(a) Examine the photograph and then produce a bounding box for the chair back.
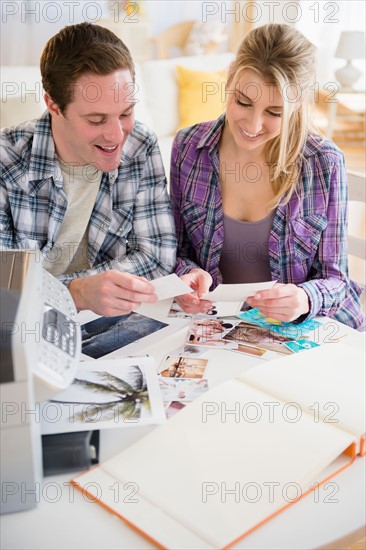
[151,21,195,59]
[347,170,366,312]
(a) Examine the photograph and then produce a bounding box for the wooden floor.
[341,144,366,173]
[313,103,365,173]
[347,537,366,550]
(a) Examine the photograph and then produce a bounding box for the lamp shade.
[335,31,365,60]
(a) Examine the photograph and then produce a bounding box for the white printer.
[0,250,81,514]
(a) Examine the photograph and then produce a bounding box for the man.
[0,23,176,316]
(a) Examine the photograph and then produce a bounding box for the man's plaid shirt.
[1,112,177,285]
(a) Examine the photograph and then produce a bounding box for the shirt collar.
[108,168,119,184]
[196,113,226,151]
[27,111,62,186]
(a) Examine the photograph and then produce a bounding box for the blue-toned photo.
[81,313,168,359]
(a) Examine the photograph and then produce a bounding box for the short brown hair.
[40,22,135,113]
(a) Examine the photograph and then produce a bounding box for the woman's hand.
[176,269,213,314]
[246,283,310,322]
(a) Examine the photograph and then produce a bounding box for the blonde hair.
[226,23,317,208]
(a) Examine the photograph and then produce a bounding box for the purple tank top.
[219,212,275,283]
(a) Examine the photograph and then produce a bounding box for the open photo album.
[72,343,365,549]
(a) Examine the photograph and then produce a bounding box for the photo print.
[159,377,209,402]
[238,308,322,339]
[168,300,243,318]
[223,321,295,355]
[41,357,166,435]
[186,319,237,348]
[81,312,168,359]
[159,355,209,379]
[186,318,287,359]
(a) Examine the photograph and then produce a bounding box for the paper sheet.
[201,280,276,302]
[151,274,193,301]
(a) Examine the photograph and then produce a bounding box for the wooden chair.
[151,20,227,59]
[347,170,366,312]
[151,20,196,60]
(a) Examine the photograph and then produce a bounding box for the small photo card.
[168,300,243,318]
[159,355,209,379]
[186,318,237,348]
[159,377,209,402]
[284,339,320,353]
[237,308,322,339]
[185,319,282,359]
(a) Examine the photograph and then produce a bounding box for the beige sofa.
[0,53,234,176]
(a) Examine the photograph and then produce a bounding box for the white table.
[1,316,365,550]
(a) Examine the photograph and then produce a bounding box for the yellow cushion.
[176,65,227,131]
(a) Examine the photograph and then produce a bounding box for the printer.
[0,250,81,514]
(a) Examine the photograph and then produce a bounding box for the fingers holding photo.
[179,269,212,295]
[69,271,158,317]
[246,283,310,322]
[175,293,213,314]
[177,269,213,313]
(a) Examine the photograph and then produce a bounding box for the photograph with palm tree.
[41,357,166,435]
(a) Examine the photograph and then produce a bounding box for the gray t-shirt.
[42,161,102,276]
[219,212,275,283]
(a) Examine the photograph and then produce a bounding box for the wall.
[0,0,230,65]
[1,1,364,87]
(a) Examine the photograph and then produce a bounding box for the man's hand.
[246,283,310,322]
[176,269,213,314]
[68,271,157,316]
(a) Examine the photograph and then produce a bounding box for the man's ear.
[44,93,63,117]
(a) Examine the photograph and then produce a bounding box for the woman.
[171,23,364,329]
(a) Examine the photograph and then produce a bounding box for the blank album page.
[94,379,355,549]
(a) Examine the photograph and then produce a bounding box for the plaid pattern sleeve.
[170,117,225,286]
[0,113,177,285]
[169,118,364,329]
[170,128,206,277]
[269,137,364,329]
[295,146,365,329]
